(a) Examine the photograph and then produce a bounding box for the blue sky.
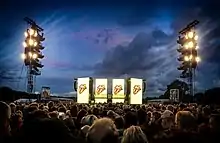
[1,0,220,96]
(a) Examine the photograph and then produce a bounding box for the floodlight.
[28,39,34,46]
[23,42,27,47]
[24,32,28,37]
[194,35,198,41]
[189,55,193,60]
[21,53,26,59]
[29,28,35,36]
[32,53,38,59]
[188,31,194,39]
[188,41,194,48]
[34,41,38,47]
[195,56,201,62]
[184,56,189,61]
[28,52,32,57]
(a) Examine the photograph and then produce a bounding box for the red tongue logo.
[96,85,105,95]
[114,85,123,95]
[133,85,141,95]
[78,84,87,94]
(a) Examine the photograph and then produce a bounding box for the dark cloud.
[94,30,174,96]
[94,31,170,76]
[94,2,220,96]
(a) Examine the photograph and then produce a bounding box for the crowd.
[0,100,220,143]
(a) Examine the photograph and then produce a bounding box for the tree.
[194,92,204,103]
[160,79,190,102]
[203,87,220,104]
[0,86,38,102]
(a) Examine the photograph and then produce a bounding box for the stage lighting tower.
[21,17,45,93]
[177,20,200,97]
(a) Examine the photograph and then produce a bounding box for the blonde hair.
[87,118,118,143]
[121,126,148,143]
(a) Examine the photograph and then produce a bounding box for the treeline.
[1,86,220,104]
[0,86,75,102]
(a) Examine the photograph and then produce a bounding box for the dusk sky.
[0,0,220,96]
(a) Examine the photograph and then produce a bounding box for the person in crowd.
[121,125,148,143]
[0,101,11,138]
[161,110,174,130]
[114,116,125,138]
[86,118,119,143]
[1,99,220,143]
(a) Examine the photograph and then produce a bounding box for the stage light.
[188,41,194,48]
[28,38,34,46]
[28,52,32,57]
[177,22,200,80]
[194,35,198,41]
[34,32,38,37]
[177,20,200,97]
[23,17,46,93]
[34,41,38,47]
[184,56,189,61]
[189,55,193,60]
[23,42,27,47]
[195,56,201,62]
[188,31,194,39]
[32,53,38,59]
[184,44,189,49]
[29,28,35,36]
[24,32,28,37]
[21,53,26,59]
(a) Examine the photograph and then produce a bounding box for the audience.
[0,100,220,143]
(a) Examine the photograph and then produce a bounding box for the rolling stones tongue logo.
[78,84,87,94]
[96,85,106,95]
[114,85,123,95]
[133,85,141,95]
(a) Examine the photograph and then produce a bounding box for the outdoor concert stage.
[74,77,146,105]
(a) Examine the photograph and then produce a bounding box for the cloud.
[94,30,172,76]
[72,28,133,48]
[94,3,220,96]
[93,29,176,96]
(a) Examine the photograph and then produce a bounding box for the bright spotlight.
[32,53,38,59]
[195,56,201,62]
[21,53,26,59]
[195,45,199,49]
[188,41,194,48]
[34,31,38,37]
[23,42,27,47]
[188,31,194,39]
[194,35,198,41]
[24,32,28,37]
[184,44,189,49]
[189,55,193,60]
[28,39,34,46]
[28,52,32,57]
[185,34,188,39]
[29,28,35,36]
[184,56,189,61]
[34,41,38,47]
